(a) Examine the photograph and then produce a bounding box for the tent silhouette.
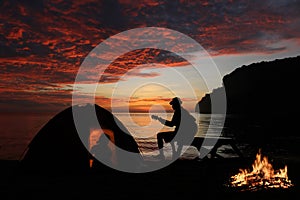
[20,104,142,174]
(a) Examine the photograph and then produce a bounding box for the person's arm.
[152,115,168,125]
[156,110,180,127]
[153,116,165,125]
[163,117,175,127]
[165,111,180,127]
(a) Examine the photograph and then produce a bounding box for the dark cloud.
[0,0,300,112]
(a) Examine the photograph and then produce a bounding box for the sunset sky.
[1,0,300,114]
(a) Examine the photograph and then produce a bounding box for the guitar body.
[151,115,159,120]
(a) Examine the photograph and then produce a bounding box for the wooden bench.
[171,136,243,159]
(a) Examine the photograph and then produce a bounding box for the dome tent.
[21,104,142,174]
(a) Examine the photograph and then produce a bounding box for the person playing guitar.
[151,97,197,160]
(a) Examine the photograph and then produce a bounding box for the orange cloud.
[1,0,300,113]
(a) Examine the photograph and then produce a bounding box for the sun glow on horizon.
[70,63,208,113]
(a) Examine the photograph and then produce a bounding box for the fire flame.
[229,149,293,191]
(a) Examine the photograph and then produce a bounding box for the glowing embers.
[228,149,293,191]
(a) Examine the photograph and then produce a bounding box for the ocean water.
[0,112,233,160]
[114,112,228,160]
[0,113,54,160]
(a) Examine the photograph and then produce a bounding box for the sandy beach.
[1,143,300,200]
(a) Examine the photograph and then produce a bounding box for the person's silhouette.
[151,97,197,160]
[90,133,112,168]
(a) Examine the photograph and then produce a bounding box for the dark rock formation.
[197,56,299,115]
[197,55,300,138]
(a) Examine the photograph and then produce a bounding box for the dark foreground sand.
[1,152,299,200]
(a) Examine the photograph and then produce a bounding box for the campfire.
[227,149,293,191]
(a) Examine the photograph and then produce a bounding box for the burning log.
[227,149,293,191]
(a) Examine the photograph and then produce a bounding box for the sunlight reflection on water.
[115,113,227,160]
[0,112,229,160]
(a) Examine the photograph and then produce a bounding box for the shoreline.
[1,153,299,199]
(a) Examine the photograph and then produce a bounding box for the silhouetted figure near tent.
[90,133,113,169]
[151,97,197,160]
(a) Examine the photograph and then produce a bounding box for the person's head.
[169,97,182,110]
